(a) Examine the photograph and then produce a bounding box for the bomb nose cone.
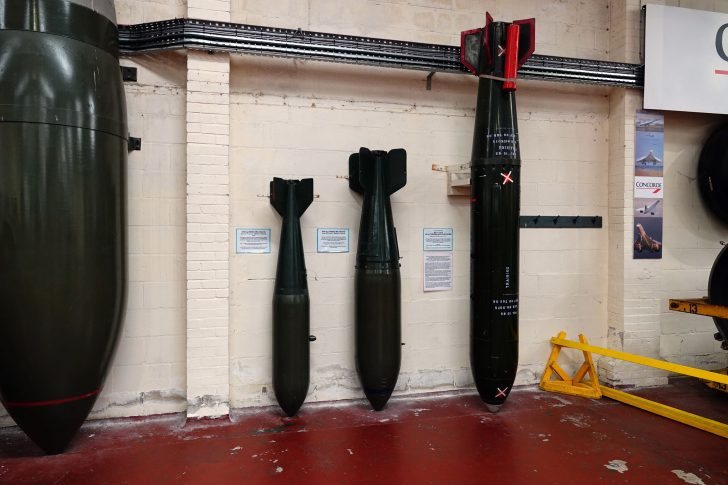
[278,397,305,418]
[484,404,501,414]
[364,389,393,411]
[6,395,97,454]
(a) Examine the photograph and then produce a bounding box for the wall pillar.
[602,0,667,386]
[185,0,231,418]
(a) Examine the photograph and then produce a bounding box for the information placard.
[423,228,454,251]
[235,228,271,254]
[424,252,453,292]
[317,228,350,253]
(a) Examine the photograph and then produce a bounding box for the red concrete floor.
[0,378,726,485]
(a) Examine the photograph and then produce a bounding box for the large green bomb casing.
[0,0,127,453]
[270,178,314,417]
[349,148,406,411]
[462,14,535,411]
[697,125,728,348]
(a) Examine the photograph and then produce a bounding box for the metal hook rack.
[519,215,602,229]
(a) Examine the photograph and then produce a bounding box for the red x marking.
[501,171,514,185]
[496,387,508,398]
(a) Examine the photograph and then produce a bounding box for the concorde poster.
[633,111,664,260]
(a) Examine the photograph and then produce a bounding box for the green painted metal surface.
[350,148,406,411]
[270,178,313,417]
[465,17,533,410]
[0,0,127,454]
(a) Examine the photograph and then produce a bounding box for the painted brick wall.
[116,0,187,23]
[227,0,612,408]
[93,55,189,419]
[185,51,232,417]
[601,0,728,387]
[231,0,611,61]
[92,1,191,421]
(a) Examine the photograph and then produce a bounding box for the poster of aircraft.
[634,111,664,259]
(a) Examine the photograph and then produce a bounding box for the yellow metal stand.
[700,368,728,394]
[668,297,728,319]
[540,331,601,398]
[540,332,728,439]
[669,298,728,393]
[600,386,728,438]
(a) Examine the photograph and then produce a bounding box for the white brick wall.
[189,0,230,22]
[600,0,728,387]
[185,50,231,417]
[232,0,611,60]
[601,86,668,387]
[94,61,189,418]
[227,45,610,406]
[116,0,187,24]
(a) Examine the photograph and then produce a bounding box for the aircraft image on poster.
[635,112,664,178]
[634,223,662,253]
[635,198,662,217]
[635,117,664,131]
[636,150,662,166]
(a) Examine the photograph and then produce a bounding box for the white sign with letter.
[644,5,728,114]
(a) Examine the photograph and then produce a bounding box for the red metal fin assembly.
[503,23,520,91]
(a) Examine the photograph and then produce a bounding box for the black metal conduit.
[119,19,644,88]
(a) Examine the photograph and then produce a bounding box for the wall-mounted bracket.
[426,71,435,90]
[432,162,471,196]
[120,66,138,82]
[128,137,142,151]
[258,193,321,199]
[520,215,602,229]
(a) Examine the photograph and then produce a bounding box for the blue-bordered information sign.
[317,228,349,253]
[423,228,453,251]
[236,228,271,254]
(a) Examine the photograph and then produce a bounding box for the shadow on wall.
[122,51,189,86]
[663,111,727,266]
[228,54,478,108]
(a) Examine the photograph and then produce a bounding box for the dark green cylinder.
[270,178,314,417]
[0,0,127,454]
[350,148,406,411]
[355,268,401,410]
[467,19,529,411]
